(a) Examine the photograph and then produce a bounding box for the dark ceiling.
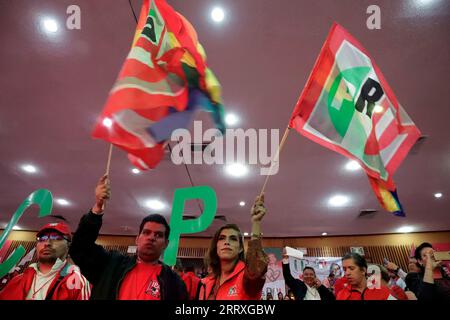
[0,0,449,237]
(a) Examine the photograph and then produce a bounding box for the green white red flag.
[289,23,421,216]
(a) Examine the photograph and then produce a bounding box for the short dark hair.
[139,214,170,239]
[303,266,316,274]
[342,252,367,271]
[173,258,183,272]
[415,242,433,260]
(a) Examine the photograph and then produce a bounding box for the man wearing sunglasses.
[0,222,91,300]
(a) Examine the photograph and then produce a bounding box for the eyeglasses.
[36,234,67,242]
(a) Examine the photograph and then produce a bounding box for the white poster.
[262,248,286,300]
[288,256,343,283]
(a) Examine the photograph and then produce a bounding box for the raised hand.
[251,194,266,223]
[92,174,111,214]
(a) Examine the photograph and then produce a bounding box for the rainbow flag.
[92,0,224,169]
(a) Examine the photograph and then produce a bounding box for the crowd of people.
[0,175,449,301]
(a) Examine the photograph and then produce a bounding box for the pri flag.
[289,23,421,216]
[92,0,224,170]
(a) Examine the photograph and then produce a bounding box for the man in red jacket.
[336,253,396,300]
[0,222,91,300]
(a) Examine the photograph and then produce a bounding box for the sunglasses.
[36,234,68,242]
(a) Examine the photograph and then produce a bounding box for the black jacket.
[405,272,450,301]
[69,211,188,300]
[282,262,335,301]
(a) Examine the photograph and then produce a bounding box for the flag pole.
[102,144,114,211]
[257,25,330,198]
[259,125,291,197]
[105,143,114,176]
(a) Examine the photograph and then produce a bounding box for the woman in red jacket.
[199,195,268,300]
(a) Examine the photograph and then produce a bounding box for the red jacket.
[181,272,201,300]
[336,283,396,300]
[333,277,347,296]
[389,285,408,300]
[0,263,91,300]
[199,261,265,300]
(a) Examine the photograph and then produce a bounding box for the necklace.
[31,274,56,300]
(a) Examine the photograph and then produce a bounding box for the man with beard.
[0,222,91,300]
[69,175,187,300]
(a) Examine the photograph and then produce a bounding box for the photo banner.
[262,248,286,300]
[289,256,343,282]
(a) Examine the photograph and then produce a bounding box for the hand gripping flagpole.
[259,125,291,197]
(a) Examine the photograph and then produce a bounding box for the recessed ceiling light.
[345,160,361,171]
[434,192,443,198]
[103,118,113,128]
[374,105,384,113]
[211,7,225,22]
[415,0,436,6]
[239,201,245,206]
[322,232,328,236]
[56,198,70,206]
[397,226,414,233]
[131,168,140,174]
[42,18,59,33]
[328,195,350,207]
[21,164,38,174]
[225,113,239,126]
[244,232,249,236]
[145,199,166,210]
[225,163,248,177]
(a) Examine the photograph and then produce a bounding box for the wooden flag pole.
[102,144,114,211]
[105,143,114,176]
[259,125,291,197]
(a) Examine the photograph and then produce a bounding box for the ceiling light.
[131,168,140,174]
[145,199,166,210]
[328,195,350,207]
[322,232,328,236]
[42,18,59,33]
[239,201,245,206]
[21,164,38,174]
[225,163,248,177]
[244,232,249,236]
[434,192,443,198]
[12,225,22,231]
[345,160,361,171]
[415,0,436,6]
[103,118,113,128]
[225,113,239,126]
[56,198,70,206]
[397,226,414,233]
[211,7,225,22]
